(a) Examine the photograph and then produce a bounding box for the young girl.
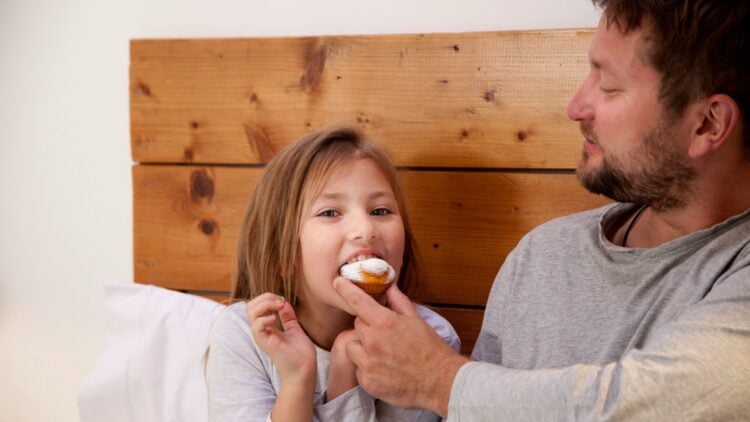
[205,126,460,421]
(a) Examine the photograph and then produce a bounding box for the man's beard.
[576,120,696,212]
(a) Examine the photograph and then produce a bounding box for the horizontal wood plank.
[134,165,609,306]
[131,30,592,168]
[133,166,258,293]
[402,170,610,305]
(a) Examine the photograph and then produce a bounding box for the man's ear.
[688,94,740,159]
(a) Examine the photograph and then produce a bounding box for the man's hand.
[333,277,469,416]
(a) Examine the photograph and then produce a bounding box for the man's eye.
[371,208,391,216]
[600,87,618,94]
[317,209,339,217]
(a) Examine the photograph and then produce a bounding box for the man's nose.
[567,77,594,122]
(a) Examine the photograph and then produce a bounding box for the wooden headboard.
[130,29,609,354]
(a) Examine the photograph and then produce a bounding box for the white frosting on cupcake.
[340,257,396,283]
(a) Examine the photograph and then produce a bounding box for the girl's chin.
[333,299,357,317]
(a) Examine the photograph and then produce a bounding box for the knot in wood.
[190,169,215,202]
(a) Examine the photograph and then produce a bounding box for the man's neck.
[619,170,750,248]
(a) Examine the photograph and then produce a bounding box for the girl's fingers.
[245,292,279,308]
[246,294,286,323]
[272,302,306,333]
[250,313,281,339]
[276,301,298,323]
[246,301,284,324]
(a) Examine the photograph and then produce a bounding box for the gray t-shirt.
[449,203,750,421]
[207,301,460,421]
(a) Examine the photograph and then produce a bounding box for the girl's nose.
[346,214,379,242]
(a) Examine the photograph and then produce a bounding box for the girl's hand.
[246,293,317,383]
[326,329,359,401]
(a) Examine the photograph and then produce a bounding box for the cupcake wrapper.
[353,281,391,295]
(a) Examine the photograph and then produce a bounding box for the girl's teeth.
[346,255,377,265]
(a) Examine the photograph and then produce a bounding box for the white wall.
[0,1,599,420]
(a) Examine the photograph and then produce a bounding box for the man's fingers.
[337,328,360,343]
[384,284,417,316]
[353,315,369,332]
[334,276,391,324]
[345,337,367,367]
[345,339,386,401]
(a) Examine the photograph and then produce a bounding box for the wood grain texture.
[134,165,609,305]
[403,170,610,305]
[131,30,593,168]
[430,307,484,355]
[133,165,261,292]
[131,30,604,353]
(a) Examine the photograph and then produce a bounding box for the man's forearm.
[421,353,470,417]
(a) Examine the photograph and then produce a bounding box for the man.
[334,0,750,419]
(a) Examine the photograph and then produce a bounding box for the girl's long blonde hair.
[232,126,421,306]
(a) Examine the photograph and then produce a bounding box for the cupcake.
[339,257,396,295]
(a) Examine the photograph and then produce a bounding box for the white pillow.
[78,283,226,422]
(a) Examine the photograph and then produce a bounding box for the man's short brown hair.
[593,0,749,148]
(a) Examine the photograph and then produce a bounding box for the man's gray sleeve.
[447,266,750,421]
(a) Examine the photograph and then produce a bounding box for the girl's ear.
[688,94,740,159]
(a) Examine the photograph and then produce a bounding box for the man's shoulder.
[524,202,617,240]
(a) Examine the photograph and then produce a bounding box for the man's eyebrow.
[590,56,609,71]
[590,57,623,80]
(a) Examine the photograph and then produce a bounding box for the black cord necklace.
[622,205,648,247]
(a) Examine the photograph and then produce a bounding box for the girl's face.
[297,157,405,315]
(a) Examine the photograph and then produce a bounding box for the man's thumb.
[385,284,416,315]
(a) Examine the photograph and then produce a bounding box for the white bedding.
[78,283,225,422]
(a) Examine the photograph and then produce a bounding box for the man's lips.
[579,122,597,144]
[583,137,599,155]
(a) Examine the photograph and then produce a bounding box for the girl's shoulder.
[414,303,462,352]
[209,301,252,342]
[225,300,249,318]
[216,300,250,324]
[207,300,274,370]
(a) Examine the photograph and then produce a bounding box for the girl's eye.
[317,209,339,217]
[370,207,391,216]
